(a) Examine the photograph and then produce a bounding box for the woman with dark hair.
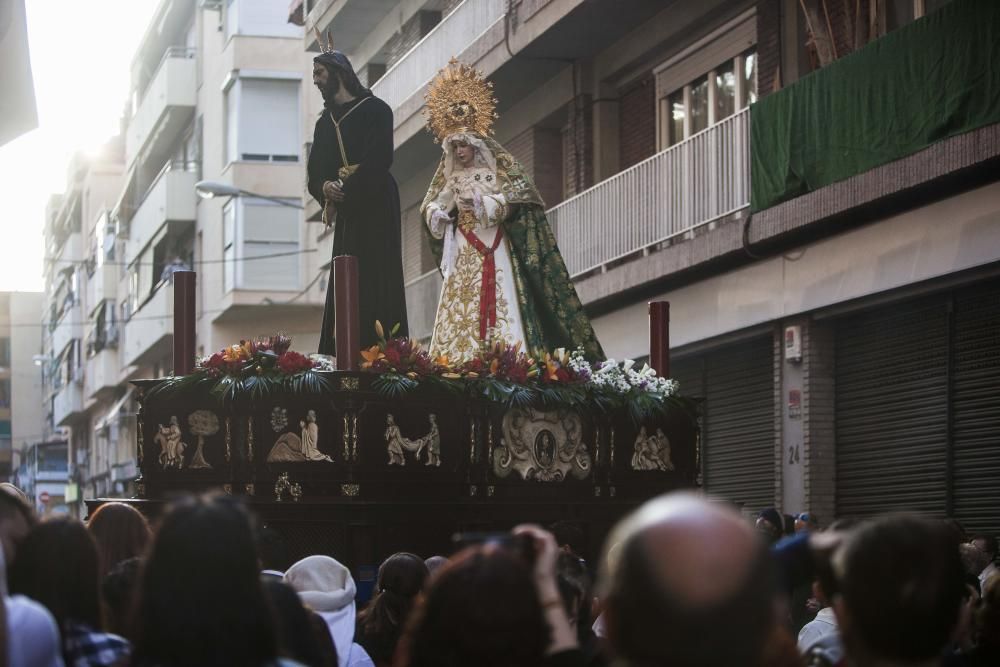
[87,502,151,578]
[262,578,336,667]
[355,552,428,666]
[129,494,287,667]
[9,516,130,666]
[399,526,582,667]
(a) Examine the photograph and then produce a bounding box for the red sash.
[459,225,505,340]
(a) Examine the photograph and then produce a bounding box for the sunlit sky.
[0,0,159,292]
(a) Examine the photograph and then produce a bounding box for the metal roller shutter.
[952,280,1000,536]
[835,298,949,519]
[703,335,776,513]
[674,335,775,512]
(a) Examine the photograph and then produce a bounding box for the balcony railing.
[51,303,81,358]
[53,380,84,427]
[126,47,196,163]
[372,0,506,112]
[123,283,172,368]
[129,162,198,255]
[549,108,750,278]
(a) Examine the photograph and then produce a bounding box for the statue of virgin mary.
[420,59,603,364]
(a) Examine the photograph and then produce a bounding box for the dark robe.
[308,94,408,352]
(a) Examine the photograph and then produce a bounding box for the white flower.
[622,359,635,372]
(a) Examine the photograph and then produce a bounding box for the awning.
[287,0,305,26]
[95,387,134,432]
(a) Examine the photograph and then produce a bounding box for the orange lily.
[360,345,385,369]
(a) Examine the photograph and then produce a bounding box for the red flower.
[277,351,315,374]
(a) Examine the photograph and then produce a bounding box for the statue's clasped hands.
[323,179,345,202]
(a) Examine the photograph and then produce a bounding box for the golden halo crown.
[424,58,498,143]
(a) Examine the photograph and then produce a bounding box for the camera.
[451,531,537,565]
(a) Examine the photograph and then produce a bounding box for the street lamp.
[195,180,304,209]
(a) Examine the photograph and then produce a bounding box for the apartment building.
[40,142,124,514]
[0,292,45,494]
[38,0,330,513]
[301,0,999,533]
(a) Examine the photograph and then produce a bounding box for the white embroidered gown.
[424,166,527,363]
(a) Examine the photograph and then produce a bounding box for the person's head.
[0,483,35,568]
[833,514,965,665]
[9,516,102,631]
[423,555,448,577]
[399,545,549,667]
[261,578,327,667]
[972,534,998,563]
[754,508,784,544]
[452,139,476,168]
[256,525,290,574]
[598,492,776,667]
[131,494,277,667]
[102,556,142,639]
[312,51,370,108]
[87,501,151,577]
[794,512,819,533]
[357,552,429,662]
[548,520,587,558]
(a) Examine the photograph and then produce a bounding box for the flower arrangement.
[146,335,332,404]
[361,323,681,422]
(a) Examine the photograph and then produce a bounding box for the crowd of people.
[0,481,996,667]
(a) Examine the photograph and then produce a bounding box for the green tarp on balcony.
[750,0,1000,212]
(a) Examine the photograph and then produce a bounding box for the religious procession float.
[89,56,700,569]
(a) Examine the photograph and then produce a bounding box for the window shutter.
[238,200,299,290]
[238,79,300,161]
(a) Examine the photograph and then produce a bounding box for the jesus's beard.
[319,73,341,108]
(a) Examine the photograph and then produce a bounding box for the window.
[0,338,9,366]
[662,49,756,147]
[226,0,303,39]
[0,379,10,408]
[225,198,301,291]
[226,78,300,163]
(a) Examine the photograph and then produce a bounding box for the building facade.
[40,0,329,514]
[302,0,999,533]
[0,291,46,506]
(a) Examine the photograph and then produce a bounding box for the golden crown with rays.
[424,58,499,143]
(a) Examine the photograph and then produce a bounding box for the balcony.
[750,0,1000,211]
[124,283,172,368]
[85,344,120,400]
[549,108,749,278]
[404,270,443,343]
[51,303,82,358]
[128,163,197,255]
[372,0,506,113]
[126,47,196,164]
[86,263,118,307]
[53,378,84,427]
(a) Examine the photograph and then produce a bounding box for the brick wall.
[618,74,656,170]
[803,318,836,525]
[507,126,563,208]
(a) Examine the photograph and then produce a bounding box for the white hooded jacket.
[284,555,375,667]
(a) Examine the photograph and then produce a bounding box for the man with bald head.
[598,493,777,666]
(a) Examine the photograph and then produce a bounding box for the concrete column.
[776,316,836,522]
